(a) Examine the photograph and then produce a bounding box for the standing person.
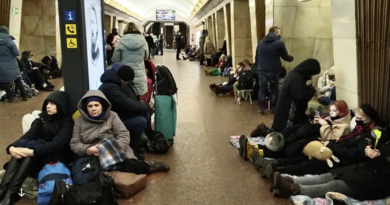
[145,32,154,59]
[255,26,294,114]
[199,32,206,65]
[111,22,148,96]
[204,36,214,66]
[175,32,183,60]
[0,26,28,102]
[159,34,164,55]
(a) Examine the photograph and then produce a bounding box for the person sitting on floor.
[204,54,227,76]
[70,90,169,175]
[99,65,151,160]
[19,51,54,91]
[0,91,74,205]
[317,66,336,106]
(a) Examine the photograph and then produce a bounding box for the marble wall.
[55,0,62,67]
[230,0,252,67]
[207,16,216,49]
[273,0,333,74]
[8,0,23,48]
[330,0,358,109]
[20,0,57,63]
[223,3,232,55]
[215,9,225,49]
[249,0,257,61]
[265,0,274,33]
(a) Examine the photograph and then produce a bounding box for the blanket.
[291,192,390,205]
[230,136,266,149]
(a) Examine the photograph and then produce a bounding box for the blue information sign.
[65,10,76,21]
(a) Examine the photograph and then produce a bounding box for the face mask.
[28,58,32,62]
[238,68,242,73]
[330,116,342,121]
[355,120,365,126]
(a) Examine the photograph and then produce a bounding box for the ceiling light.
[298,0,312,2]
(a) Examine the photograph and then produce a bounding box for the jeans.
[294,173,354,198]
[176,47,182,59]
[318,87,336,106]
[258,71,280,110]
[120,159,150,174]
[159,44,164,55]
[121,113,152,150]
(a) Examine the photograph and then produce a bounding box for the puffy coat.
[112,33,148,95]
[272,59,321,132]
[204,37,214,59]
[0,30,21,82]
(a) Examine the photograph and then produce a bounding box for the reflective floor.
[0,51,291,205]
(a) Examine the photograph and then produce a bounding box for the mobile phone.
[315,111,320,116]
[366,138,373,148]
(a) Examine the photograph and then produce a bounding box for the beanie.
[117,65,135,82]
[85,96,103,107]
[360,104,383,126]
[0,26,10,34]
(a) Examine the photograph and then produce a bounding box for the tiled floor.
[0,51,292,205]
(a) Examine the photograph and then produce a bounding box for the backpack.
[38,162,73,205]
[146,131,172,154]
[49,157,118,205]
[156,65,178,96]
[237,71,254,90]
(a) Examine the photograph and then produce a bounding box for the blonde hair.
[243,59,250,66]
[219,54,226,61]
[355,108,371,121]
[124,22,141,34]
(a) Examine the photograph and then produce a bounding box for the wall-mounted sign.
[65,24,77,35]
[65,10,76,21]
[66,38,78,48]
[11,7,18,14]
[156,10,175,20]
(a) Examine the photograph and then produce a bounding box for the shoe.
[209,83,216,91]
[136,154,145,161]
[42,87,54,91]
[0,158,33,205]
[204,70,210,75]
[238,135,248,160]
[149,161,170,173]
[260,158,277,178]
[250,123,268,137]
[273,172,301,198]
[251,147,264,171]
[264,164,276,182]
[214,86,223,96]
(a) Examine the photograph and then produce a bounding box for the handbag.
[108,171,147,199]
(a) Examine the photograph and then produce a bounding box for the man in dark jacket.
[145,32,154,59]
[272,58,320,132]
[175,32,183,60]
[19,51,54,91]
[159,34,164,55]
[99,65,150,159]
[255,26,294,114]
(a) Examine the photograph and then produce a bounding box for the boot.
[213,86,224,96]
[251,147,264,171]
[260,158,277,178]
[0,158,21,201]
[264,164,276,182]
[273,172,300,198]
[149,162,170,173]
[0,157,33,205]
[238,135,249,160]
[250,123,268,137]
[209,84,216,92]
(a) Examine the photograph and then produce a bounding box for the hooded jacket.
[111,33,148,95]
[19,51,42,74]
[255,32,293,73]
[0,28,21,82]
[317,67,335,98]
[272,59,321,132]
[99,69,149,118]
[6,91,74,165]
[320,113,352,141]
[70,90,136,160]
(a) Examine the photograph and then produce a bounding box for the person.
[70,90,170,175]
[0,26,27,102]
[255,26,294,114]
[158,34,164,55]
[0,91,74,205]
[204,36,214,66]
[272,59,320,132]
[199,32,206,65]
[111,22,148,96]
[175,32,183,60]
[19,51,54,91]
[317,66,336,105]
[145,32,154,59]
[99,65,151,159]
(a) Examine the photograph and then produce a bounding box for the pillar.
[249,0,266,62]
[118,20,128,36]
[112,16,117,30]
[104,14,112,34]
[8,0,23,48]
[20,0,57,62]
[230,0,253,67]
[206,16,215,49]
[215,9,225,49]
[55,0,62,67]
[331,0,358,109]
[265,0,274,33]
[0,0,11,27]
[223,3,232,55]
[211,13,217,49]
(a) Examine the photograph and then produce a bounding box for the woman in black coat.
[272,58,320,132]
[0,91,74,205]
[19,51,54,91]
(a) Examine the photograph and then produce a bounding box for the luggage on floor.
[109,171,147,199]
[156,65,178,95]
[237,71,254,90]
[146,130,172,154]
[38,162,73,205]
[154,95,177,140]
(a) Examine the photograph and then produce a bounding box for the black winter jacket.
[6,91,74,168]
[99,69,149,118]
[272,59,320,132]
[255,33,293,73]
[19,51,43,74]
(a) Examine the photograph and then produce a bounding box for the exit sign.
[12,7,18,14]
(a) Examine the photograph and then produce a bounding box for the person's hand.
[17,148,34,157]
[32,67,39,70]
[365,146,381,159]
[330,81,336,86]
[149,100,154,109]
[9,146,26,159]
[321,141,329,146]
[87,145,99,156]
[317,119,328,126]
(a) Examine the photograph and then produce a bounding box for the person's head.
[117,65,135,83]
[85,97,104,117]
[0,26,10,34]
[111,28,118,35]
[124,22,141,34]
[327,66,335,81]
[269,26,281,35]
[329,100,349,119]
[237,62,245,69]
[355,104,382,126]
[21,51,33,61]
[219,54,226,61]
[46,101,58,115]
[79,90,111,121]
[294,58,321,80]
[42,91,69,119]
[243,59,251,67]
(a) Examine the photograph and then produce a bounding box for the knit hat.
[360,104,383,126]
[117,65,135,82]
[0,26,10,34]
[85,96,103,107]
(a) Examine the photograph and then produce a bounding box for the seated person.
[19,51,54,91]
[317,67,336,106]
[260,104,382,179]
[41,55,63,79]
[0,91,74,204]
[212,48,223,66]
[272,59,320,132]
[273,126,390,200]
[99,65,151,160]
[204,54,227,76]
[70,90,169,174]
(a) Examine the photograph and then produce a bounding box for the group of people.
[0,22,170,205]
[0,26,57,103]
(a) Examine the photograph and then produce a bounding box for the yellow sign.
[66,38,77,49]
[65,24,77,35]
